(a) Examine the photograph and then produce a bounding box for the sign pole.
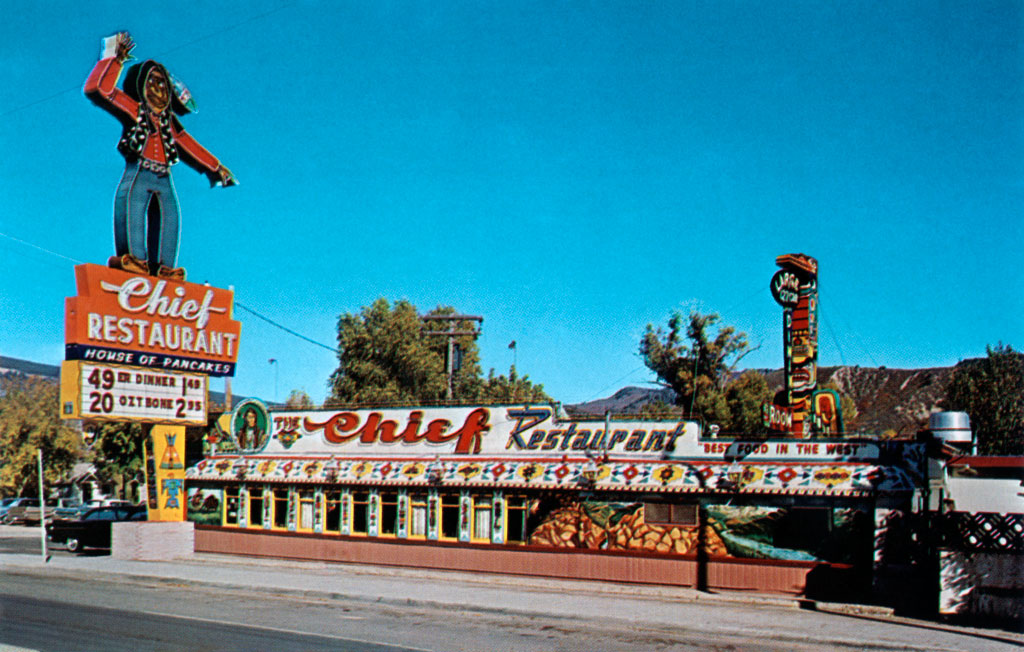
[37,449,48,562]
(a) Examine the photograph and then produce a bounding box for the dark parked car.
[3,498,84,525]
[46,505,147,552]
[2,498,58,525]
[0,497,23,522]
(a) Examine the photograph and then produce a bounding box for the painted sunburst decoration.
[518,463,543,482]
[813,466,851,487]
[655,464,682,485]
[457,463,482,480]
[402,462,424,479]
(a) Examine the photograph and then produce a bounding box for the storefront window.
[440,493,460,540]
[324,491,341,533]
[224,486,239,526]
[506,496,528,544]
[409,493,428,538]
[472,494,492,541]
[645,502,697,526]
[298,490,315,531]
[249,487,264,527]
[380,492,398,536]
[351,490,370,535]
[273,488,289,529]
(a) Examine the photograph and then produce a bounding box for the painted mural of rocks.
[528,500,727,556]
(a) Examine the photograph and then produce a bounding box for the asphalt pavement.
[2,524,1021,649]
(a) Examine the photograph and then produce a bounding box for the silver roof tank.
[929,411,972,444]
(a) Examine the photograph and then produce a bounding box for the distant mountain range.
[566,364,958,435]
[3,354,958,434]
[0,355,246,410]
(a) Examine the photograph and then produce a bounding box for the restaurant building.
[186,401,926,597]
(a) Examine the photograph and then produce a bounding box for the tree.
[284,389,314,409]
[88,422,144,499]
[725,370,772,435]
[0,376,80,496]
[945,343,1024,455]
[328,298,549,406]
[640,311,768,434]
[638,400,683,420]
[328,298,447,404]
[478,366,550,404]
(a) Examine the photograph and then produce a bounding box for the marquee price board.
[60,361,208,425]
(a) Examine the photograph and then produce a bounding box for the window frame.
[296,489,316,532]
[407,492,428,539]
[224,485,240,527]
[470,493,492,542]
[324,490,342,534]
[644,502,698,527]
[378,491,399,537]
[439,492,461,541]
[350,490,370,535]
[248,487,265,528]
[505,495,529,544]
[272,487,290,530]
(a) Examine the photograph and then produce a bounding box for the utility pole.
[422,314,483,401]
[37,449,48,562]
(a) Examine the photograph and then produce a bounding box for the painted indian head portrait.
[232,399,270,451]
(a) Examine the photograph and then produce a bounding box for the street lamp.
[268,358,278,403]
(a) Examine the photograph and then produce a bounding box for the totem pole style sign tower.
[60,32,241,523]
[762,254,843,438]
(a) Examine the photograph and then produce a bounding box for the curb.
[182,551,807,610]
[4,552,1023,648]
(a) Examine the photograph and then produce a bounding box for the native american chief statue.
[85,32,236,282]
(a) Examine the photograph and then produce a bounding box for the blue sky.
[1,1,1020,406]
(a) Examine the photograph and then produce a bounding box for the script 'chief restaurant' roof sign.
[65,264,242,376]
[191,404,922,498]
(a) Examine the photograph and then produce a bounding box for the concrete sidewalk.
[2,548,806,615]
[0,522,819,615]
[3,527,1022,649]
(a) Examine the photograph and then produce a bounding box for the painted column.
[340,488,351,535]
[314,489,324,534]
[262,487,272,530]
[427,489,439,540]
[368,489,380,537]
[459,491,471,542]
[145,424,187,521]
[287,488,297,532]
[491,491,505,544]
[397,489,409,538]
[238,483,248,528]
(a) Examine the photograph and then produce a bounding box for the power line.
[0,232,84,264]
[0,228,338,356]
[578,364,651,405]
[820,306,847,366]
[235,301,339,354]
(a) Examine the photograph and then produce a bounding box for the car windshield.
[0,498,16,507]
[83,508,117,521]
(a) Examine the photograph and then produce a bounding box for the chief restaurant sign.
[65,264,242,376]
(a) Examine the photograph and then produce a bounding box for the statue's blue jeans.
[113,160,180,270]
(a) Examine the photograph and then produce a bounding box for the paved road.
[1,592,411,652]
[1,526,1020,651]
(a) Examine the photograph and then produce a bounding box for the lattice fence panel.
[941,512,1023,553]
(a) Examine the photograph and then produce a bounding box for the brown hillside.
[569,365,956,435]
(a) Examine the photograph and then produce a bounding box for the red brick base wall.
[196,526,827,595]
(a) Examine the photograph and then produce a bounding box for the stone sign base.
[112,521,195,561]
